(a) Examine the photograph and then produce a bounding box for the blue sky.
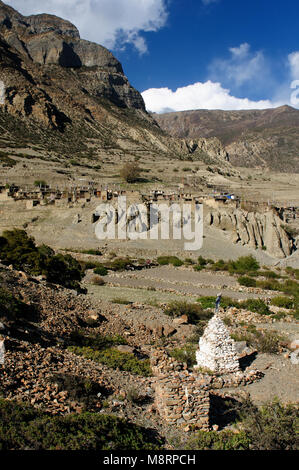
[5,0,299,112]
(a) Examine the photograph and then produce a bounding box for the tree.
[120,162,141,183]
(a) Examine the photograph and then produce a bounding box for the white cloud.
[288,52,299,80]
[4,0,168,54]
[209,42,267,88]
[142,81,280,113]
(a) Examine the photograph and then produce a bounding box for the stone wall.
[150,348,263,431]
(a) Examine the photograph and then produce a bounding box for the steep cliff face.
[0,0,145,111]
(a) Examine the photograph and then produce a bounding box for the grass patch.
[68,346,151,377]
[231,328,284,354]
[270,296,294,309]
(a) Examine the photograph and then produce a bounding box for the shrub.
[197,296,239,310]
[34,180,47,188]
[93,265,108,276]
[157,256,183,267]
[81,249,102,256]
[238,276,257,287]
[228,255,260,275]
[197,256,208,266]
[231,328,284,354]
[184,258,195,265]
[285,267,299,280]
[271,296,294,309]
[0,230,83,290]
[210,259,229,271]
[107,258,133,271]
[254,330,284,353]
[258,270,279,279]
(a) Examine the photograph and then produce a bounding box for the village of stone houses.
[0,0,298,454]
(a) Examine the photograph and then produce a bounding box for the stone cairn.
[195,314,240,374]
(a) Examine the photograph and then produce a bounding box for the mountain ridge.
[154,105,299,172]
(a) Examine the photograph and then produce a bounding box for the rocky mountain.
[154,106,299,172]
[0,1,229,166]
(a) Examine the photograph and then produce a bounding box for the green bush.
[238,276,257,287]
[285,267,299,280]
[80,249,102,256]
[228,256,260,275]
[34,180,47,188]
[93,265,108,276]
[0,399,160,450]
[0,230,83,290]
[197,256,208,266]
[157,256,183,267]
[258,270,279,279]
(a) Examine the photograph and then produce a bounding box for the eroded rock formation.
[206,207,294,258]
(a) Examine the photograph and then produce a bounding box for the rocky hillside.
[0,1,229,167]
[155,106,299,172]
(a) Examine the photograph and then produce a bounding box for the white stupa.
[195,314,240,373]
